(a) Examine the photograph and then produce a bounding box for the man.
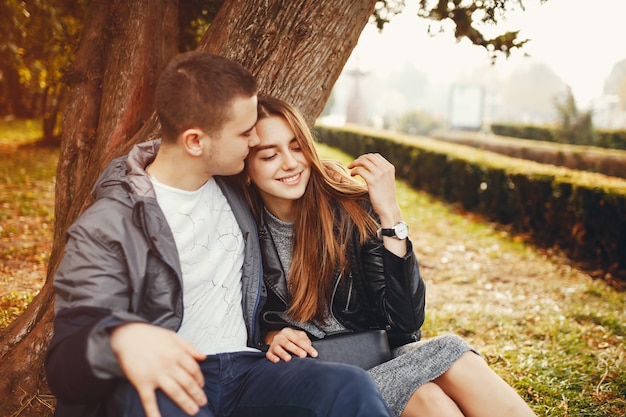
[45,51,391,417]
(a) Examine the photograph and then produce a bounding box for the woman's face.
[246,115,311,221]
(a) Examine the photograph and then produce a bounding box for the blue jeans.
[109,350,390,417]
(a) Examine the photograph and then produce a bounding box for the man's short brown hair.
[155,51,257,141]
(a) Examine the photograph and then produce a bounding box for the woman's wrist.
[377,207,403,228]
[264,330,280,345]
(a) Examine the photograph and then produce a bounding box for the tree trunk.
[198,0,377,126]
[41,84,64,146]
[0,0,377,415]
[0,0,178,415]
[1,64,33,119]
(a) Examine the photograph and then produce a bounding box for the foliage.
[0,0,86,143]
[371,0,406,29]
[491,123,556,142]
[0,118,42,146]
[0,292,33,330]
[490,122,626,151]
[373,0,543,57]
[0,0,221,141]
[596,128,626,151]
[430,129,626,179]
[553,87,597,146]
[386,110,443,136]
[416,0,548,58]
[178,0,224,51]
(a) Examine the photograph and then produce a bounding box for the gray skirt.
[367,334,475,417]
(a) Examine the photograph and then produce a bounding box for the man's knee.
[314,362,373,390]
[317,363,390,416]
[108,380,213,417]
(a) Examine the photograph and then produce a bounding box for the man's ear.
[181,128,204,156]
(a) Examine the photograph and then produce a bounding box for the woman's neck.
[262,199,296,223]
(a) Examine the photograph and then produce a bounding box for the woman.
[236,95,537,417]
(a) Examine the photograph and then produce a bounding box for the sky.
[345,0,626,110]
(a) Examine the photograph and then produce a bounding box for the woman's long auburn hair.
[237,95,379,323]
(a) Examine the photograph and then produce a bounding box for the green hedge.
[314,124,626,280]
[490,123,626,150]
[429,129,626,179]
[596,129,626,150]
[490,123,556,142]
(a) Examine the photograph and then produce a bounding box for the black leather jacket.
[258,205,426,350]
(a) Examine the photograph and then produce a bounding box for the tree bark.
[197,0,377,126]
[0,0,377,415]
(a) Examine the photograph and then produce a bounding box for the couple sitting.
[46,50,536,417]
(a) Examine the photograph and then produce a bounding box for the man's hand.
[265,328,317,363]
[110,323,207,417]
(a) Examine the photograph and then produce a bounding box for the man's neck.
[147,147,211,191]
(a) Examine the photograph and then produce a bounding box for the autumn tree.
[0,0,539,415]
[0,0,85,143]
[554,87,596,145]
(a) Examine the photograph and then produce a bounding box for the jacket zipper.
[329,271,353,325]
[344,272,353,311]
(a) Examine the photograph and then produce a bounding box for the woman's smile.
[277,172,302,184]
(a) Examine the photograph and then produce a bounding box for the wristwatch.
[376,221,409,240]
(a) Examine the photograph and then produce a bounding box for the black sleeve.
[45,306,118,404]
[359,236,426,345]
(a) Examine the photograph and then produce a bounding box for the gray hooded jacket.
[45,140,265,414]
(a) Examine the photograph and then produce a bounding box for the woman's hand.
[348,153,402,227]
[265,328,318,363]
[349,153,407,257]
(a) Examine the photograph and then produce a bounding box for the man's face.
[203,95,259,177]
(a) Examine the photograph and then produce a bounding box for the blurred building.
[591,95,625,129]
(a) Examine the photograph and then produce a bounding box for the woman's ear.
[181,128,204,156]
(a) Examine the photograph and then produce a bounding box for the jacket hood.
[92,140,161,206]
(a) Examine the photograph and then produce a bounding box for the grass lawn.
[0,119,56,327]
[318,144,625,417]
[1,119,624,416]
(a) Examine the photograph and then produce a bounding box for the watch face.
[395,222,409,239]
